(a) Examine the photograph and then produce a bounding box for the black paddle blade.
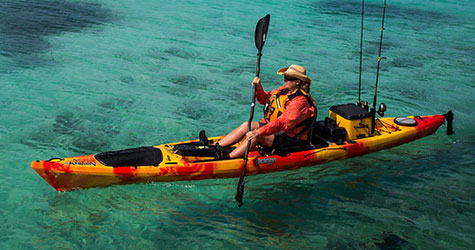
[255,14,270,51]
[444,110,454,135]
[235,180,244,207]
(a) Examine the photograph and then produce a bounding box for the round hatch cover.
[394,117,418,126]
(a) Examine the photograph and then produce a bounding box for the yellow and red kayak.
[31,113,451,192]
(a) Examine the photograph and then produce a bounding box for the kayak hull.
[31,115,446,191]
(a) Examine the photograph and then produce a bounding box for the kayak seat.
[258,118,346,157]
[95,146,163,168]
[312,118,347,145]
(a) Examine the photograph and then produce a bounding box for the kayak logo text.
[256,158,277,165]
[64,160,97,166]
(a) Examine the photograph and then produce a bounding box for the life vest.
[263,88,316,124]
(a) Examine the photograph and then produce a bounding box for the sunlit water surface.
[0,0,474,249]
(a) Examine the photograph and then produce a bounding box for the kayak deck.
[31,115,447,191]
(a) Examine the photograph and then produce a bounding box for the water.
[1,0,474,248]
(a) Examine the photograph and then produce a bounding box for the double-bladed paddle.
[235,14,270,207]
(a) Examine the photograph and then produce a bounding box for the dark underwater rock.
[0,0,114,68]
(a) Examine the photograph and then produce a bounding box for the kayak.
[31,104,453,191]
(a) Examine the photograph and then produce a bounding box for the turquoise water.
[1,0,474,248]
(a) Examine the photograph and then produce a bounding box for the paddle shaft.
[235,14,270,207]
[235,53,260,207]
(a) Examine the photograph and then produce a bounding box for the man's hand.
[252,77,261,88]
[246,129,260,141]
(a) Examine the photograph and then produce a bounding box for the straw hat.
[277,64,311,84]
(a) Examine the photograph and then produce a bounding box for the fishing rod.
[357,0,365,107]
[371,0,387,135]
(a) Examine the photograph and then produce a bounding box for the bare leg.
[228,134,275,158]
[217,121,261,147]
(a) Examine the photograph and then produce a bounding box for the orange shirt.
[255,86,316,140]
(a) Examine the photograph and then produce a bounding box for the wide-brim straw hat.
[277,64,311,84]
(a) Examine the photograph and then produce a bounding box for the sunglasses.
[284,75,299,82]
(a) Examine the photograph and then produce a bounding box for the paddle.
[235,14,270,207]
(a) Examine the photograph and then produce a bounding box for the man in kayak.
[214,64,316,158]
